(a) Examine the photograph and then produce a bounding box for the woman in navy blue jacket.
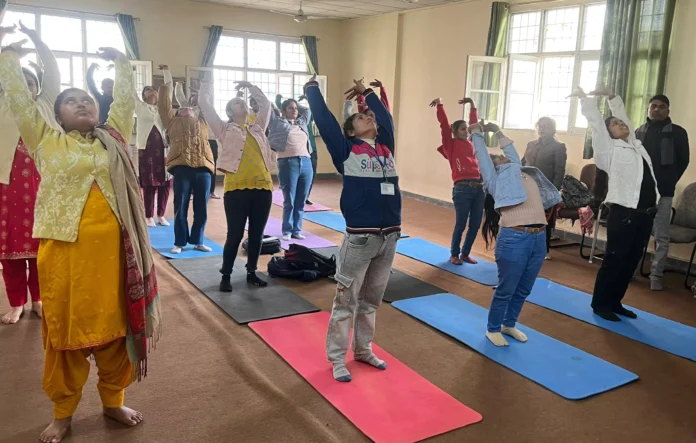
[305,77,400,383]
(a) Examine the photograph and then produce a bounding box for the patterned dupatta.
[94,125,162,382]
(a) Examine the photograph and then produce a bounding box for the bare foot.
[32,301,43,318]
[449,256,463,265]
[39,417,71,443]
[103,406,144,426]
[461,255,478,264]
[1,306,23,324]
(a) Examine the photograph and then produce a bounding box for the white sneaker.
[194,244,212,252]
[171,246,182,254]
[146,217,156,227]
[282,234,291,241]
[157,217,170,226]
[291,233,306,240]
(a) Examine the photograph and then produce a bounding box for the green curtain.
[202,25,223,67]
[302,36,319,75]
[116,14,140,60]
[583,0,676,158]
[482,2,510,146]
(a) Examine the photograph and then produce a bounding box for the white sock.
[171,246,182,254]
[501,326,528,343]
[146,217,156,227]
[486,331,509,347]
[354,352,387,369]
[157,217,170,226]
[194,244,212,252]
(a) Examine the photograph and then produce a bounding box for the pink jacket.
[199,85,276,174]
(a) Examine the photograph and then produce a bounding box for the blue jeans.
[450,184,485,257]
[172,167,211,247]
[277,156,313,235]
[487,227,546,332]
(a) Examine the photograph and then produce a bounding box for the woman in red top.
[1,71,41,324]
[430,97,483,265]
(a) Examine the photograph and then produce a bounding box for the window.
[197,33,322,119]
[467,3,607,132]
[1,6,128,91]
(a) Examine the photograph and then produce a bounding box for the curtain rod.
[9,3,140,20]
[203,26,319,41]
[510,0,587,7]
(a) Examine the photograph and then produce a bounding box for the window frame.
[464,55,508,125]
[501,2,605,134]
[1,5,133,92]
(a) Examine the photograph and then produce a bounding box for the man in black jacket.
[635,95,690,291]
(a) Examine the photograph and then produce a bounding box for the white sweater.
[134,69,173,149]
[581,96,660,209]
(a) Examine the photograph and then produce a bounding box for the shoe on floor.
[210,192,222,200]
[171,246,182,254]
[650,279,663,291]
[306,199,314,205]
[220,275,232,292]
[593,310,621,322]
[157,217,170,226]
[614,306,637,319]
[291,233,306,240]
[194,244,212,252]
[282,234,291,241]
[146,217,156,227]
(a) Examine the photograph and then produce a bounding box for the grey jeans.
[326,231,399,365]
[650,196,673,280]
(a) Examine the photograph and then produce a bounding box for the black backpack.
[243,235,281,255]
[267,257,320,282]
[561,175,592,209]
[284,244,337,278]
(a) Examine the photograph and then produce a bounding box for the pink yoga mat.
[249,312,482,443]
[247,216,336,250]
[272,189,332,212]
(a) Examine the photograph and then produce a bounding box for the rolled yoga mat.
[312,246,445,303]
[148,220,224,259]
[392,293,639,400]
[395,237,498,286]
[247,216,336,250]
[272,189,332,212]
[303,211,409,238]
[527,278,696,362]
[249,311,483,442]
[169,256,319,324]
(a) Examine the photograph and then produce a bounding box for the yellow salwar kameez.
[0,51,137,419]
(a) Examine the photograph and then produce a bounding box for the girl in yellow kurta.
[0,34,161,443]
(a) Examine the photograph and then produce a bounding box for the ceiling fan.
[270,1,338,23]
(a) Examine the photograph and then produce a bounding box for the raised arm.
[305,83,352,165]
[158,84,175,128]
[433,99,453,158]
[104,50,136,143]
[297,102,312,127]
[580,95,614,173]
[497,132,521,165]
[86,63,103,100]
[343,100,354,123]
[249,85,271,131]
[20,24,59,104]
[466,98,479,124]
[470,130,497,195]
[275,94,282,109]
[174,82,187,108]
[198,83,225,140]
[364,89,394,152]
[0,51,52,155]
[369,79,391,112]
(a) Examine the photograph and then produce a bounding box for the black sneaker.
[219,275,233,292]
[614,306,637,319]
[247,272,268,287]
[305,199,314,205]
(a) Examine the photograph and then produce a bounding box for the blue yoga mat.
[148,221,224,259]
[528,278,696,362]
[303,211,409,238]
[396,238,498,286]
[392,293,638,400]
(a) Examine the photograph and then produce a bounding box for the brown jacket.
[158,85,214,173]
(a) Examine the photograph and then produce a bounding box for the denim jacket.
[268,104,313,154]
[472,132,562,211]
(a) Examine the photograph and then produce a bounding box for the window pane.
[248,39,277,70]
[509,12,541,54]
[506,93,536,129]
[539,56,575,131]
[294,74,312,99]
[509,59,538,94]
[469,60,505,92]
[574,59,600,128]
[247,71,277,99]
[505,58,539,129]
[280,42,307,72]
[1,11,36,48]
[86,20,125,54]
[582,4,606,50]
[72,56,84,89]
[278,74,293,99]
[213,68,245,118]
[543,7,580,53]
[132,63,151,96]
[56,56,72,91]
[471,92,501,122]
[214,36,244,68]
[40,15,82,52]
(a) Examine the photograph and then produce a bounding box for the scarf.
[636,119,674,166]
[94,126,163,382]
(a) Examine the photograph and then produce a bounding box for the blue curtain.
[302,36,319,75]
[116,14,140,60]
[202,25,223,67]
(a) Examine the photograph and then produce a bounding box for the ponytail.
[481,194,500,249]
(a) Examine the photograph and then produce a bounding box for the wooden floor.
[1,178,695,443]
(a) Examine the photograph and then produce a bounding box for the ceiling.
[194,0,463,20]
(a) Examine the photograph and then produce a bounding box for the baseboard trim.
[401,190,454,209]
